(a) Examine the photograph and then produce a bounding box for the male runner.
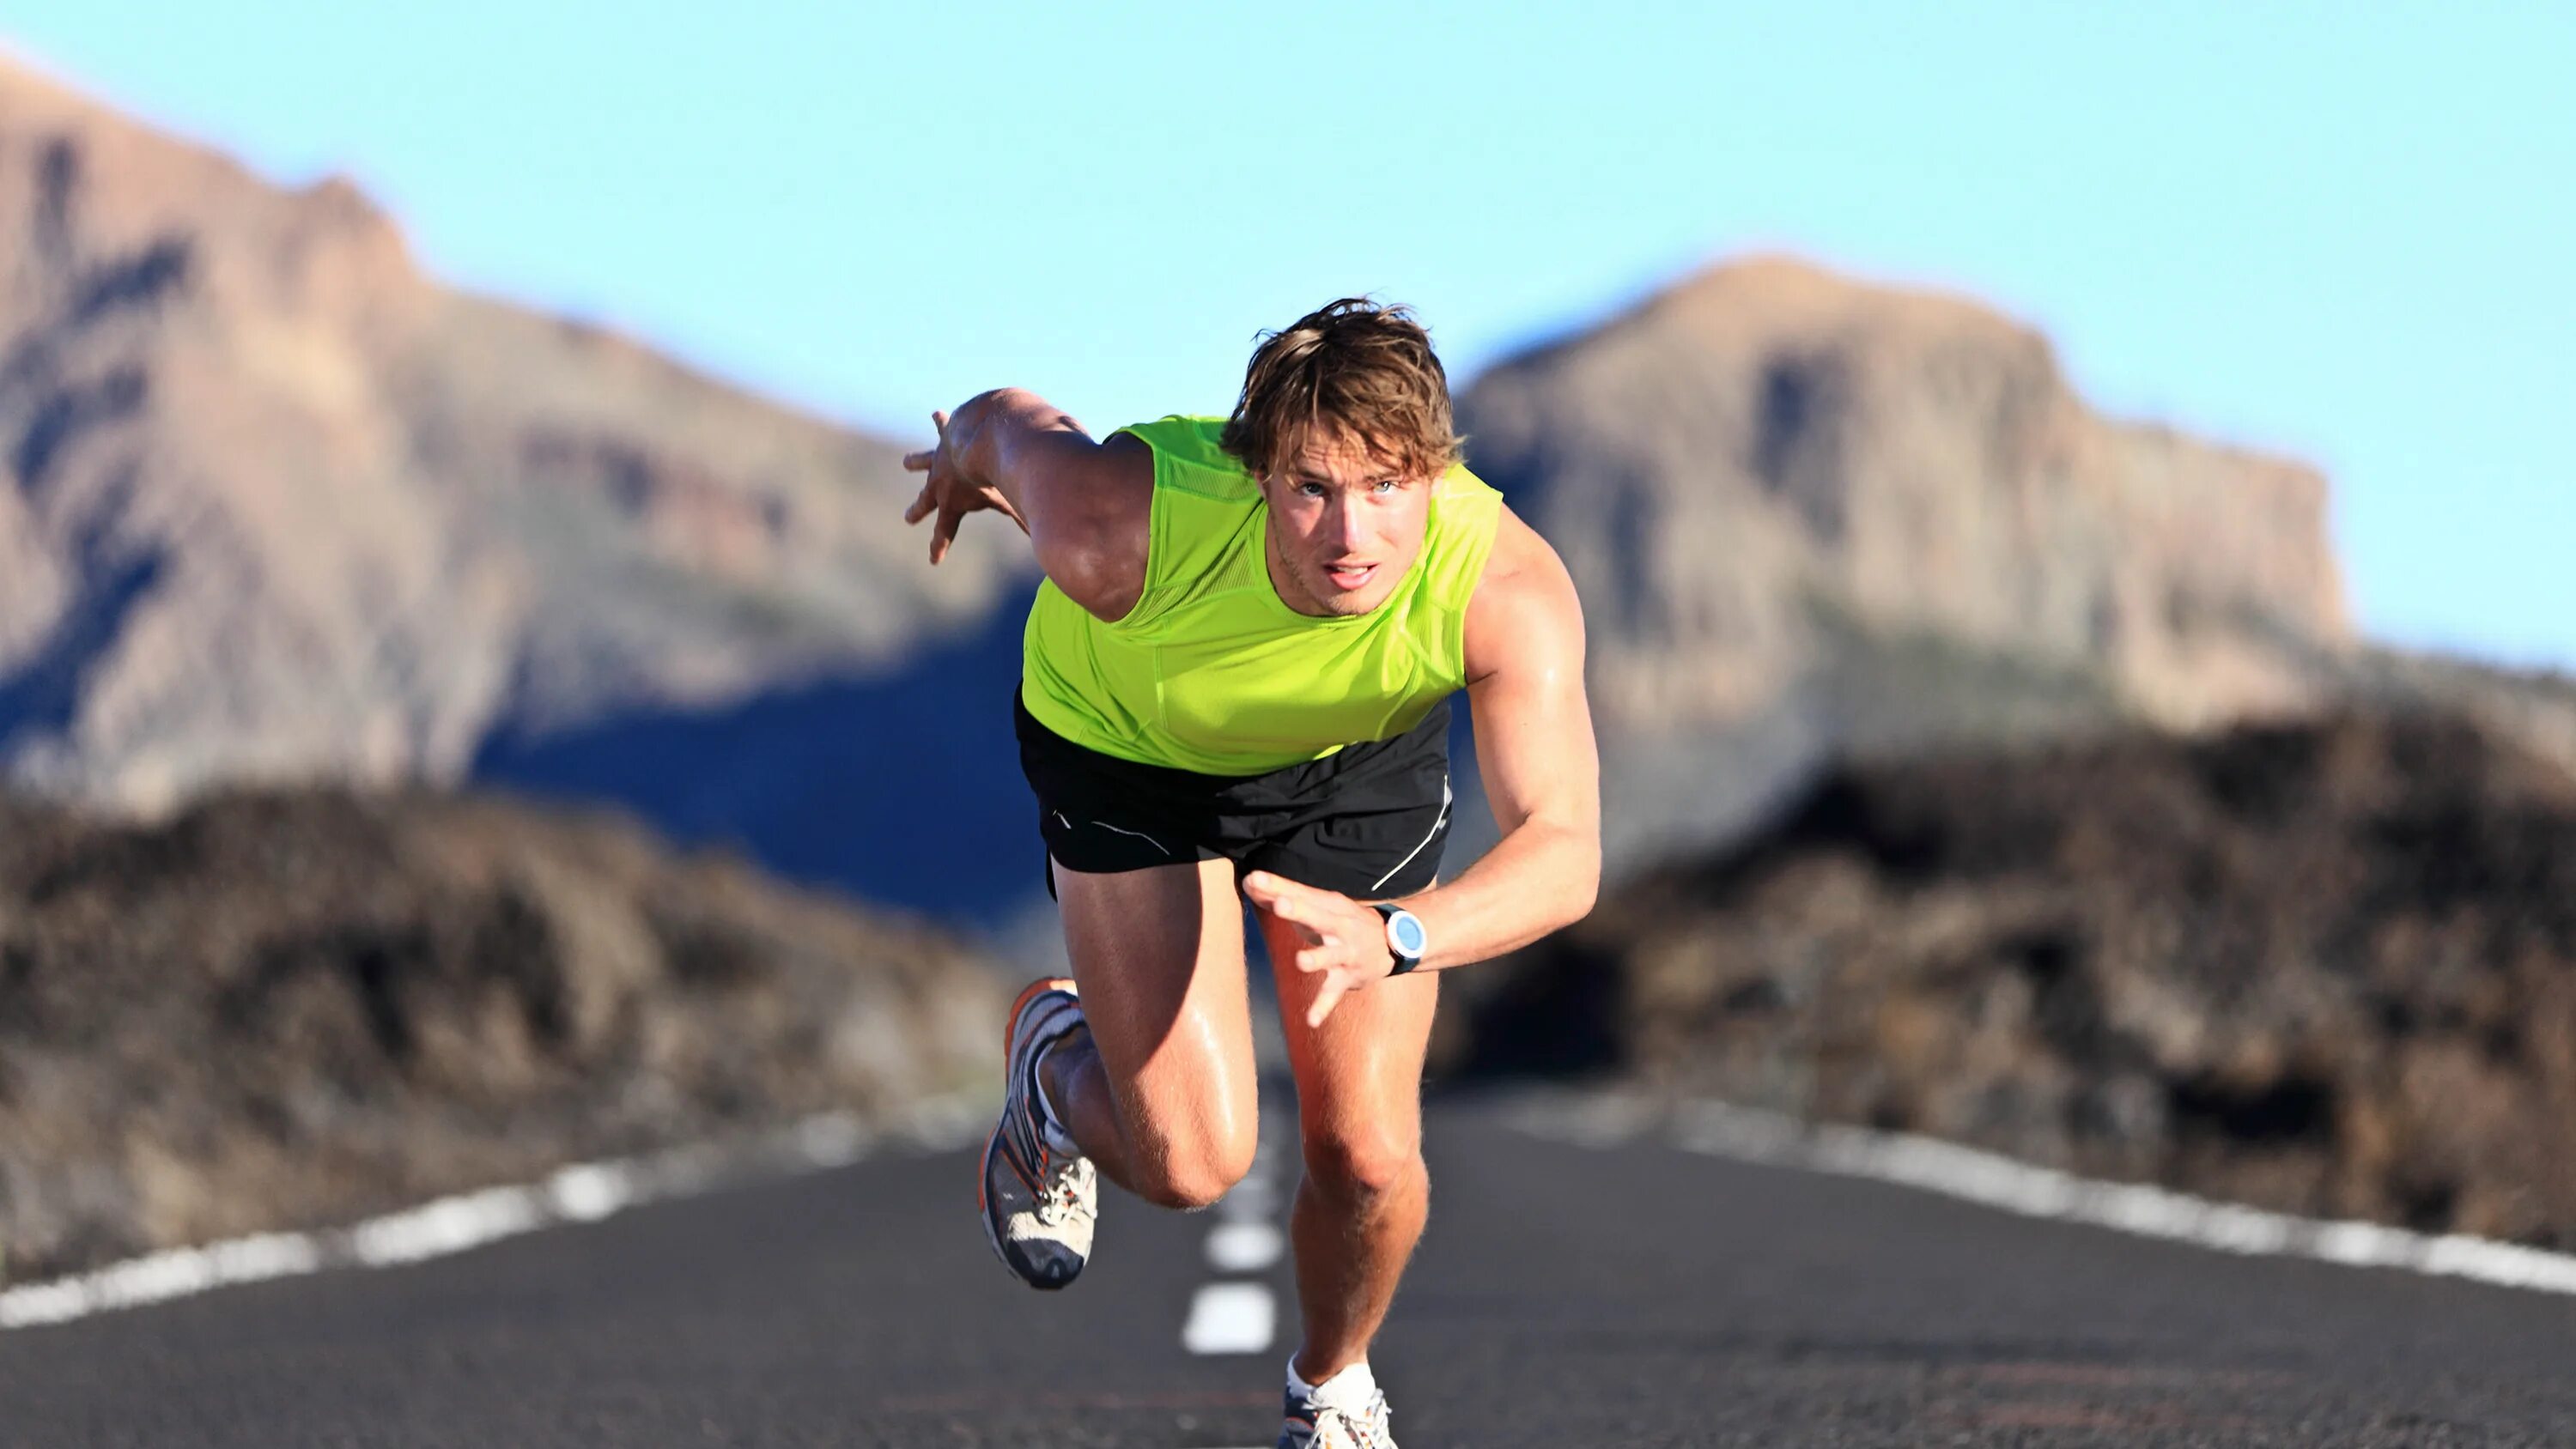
[902,298,1599,1449]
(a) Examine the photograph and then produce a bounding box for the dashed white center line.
[1184,1113,1291,1356]
[1206,1221,1285,1273]
[1181,1281,1278,1355]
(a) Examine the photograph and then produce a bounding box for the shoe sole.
[979,977,1081,1290]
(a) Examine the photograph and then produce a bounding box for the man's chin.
[1314,579,1394,616]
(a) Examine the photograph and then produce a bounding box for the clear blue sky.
[7,2,2570,670]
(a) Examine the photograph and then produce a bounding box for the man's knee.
[1303,1125,1422,1201]
[1133,1134,1257,1210]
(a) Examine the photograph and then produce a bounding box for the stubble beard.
[1266,527,1390,618]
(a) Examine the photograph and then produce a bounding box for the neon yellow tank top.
[1021,415,1504,775]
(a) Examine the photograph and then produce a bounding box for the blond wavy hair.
[1220,298,1461,483]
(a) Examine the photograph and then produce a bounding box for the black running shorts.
[1015,687,1453,901]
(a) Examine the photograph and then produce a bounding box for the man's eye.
[1298,482,1327,497]
[1371,479,1399,494]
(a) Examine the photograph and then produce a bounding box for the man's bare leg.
[1257,909,1440,1381]
[1042,856,1261,1210]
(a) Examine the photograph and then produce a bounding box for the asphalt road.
[4,1091,2574,1447]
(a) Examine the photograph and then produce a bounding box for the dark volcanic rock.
[1441,712,2576,1248]
[0,786,1003,1285]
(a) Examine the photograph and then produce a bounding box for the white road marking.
[0,1096,983,1332]
[1182,1282,1278,1355]
[1510,1089,2576,1299]
[1186,1109,1291,1356]
[1206,1221,1286,1273]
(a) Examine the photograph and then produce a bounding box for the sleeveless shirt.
[1019,415,1503,775]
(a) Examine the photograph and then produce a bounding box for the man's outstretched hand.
[902,407,1028,565]
[1241,870,1400,1028]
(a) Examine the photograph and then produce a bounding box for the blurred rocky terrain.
[9,52,2576,1275]
[1454,256,2576,874]
[9,54,2572,937]
[0,785,1002,1285]
[0,55,1021,817]
[1440,711,2576,1248]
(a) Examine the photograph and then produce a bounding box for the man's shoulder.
[1461,506,1583,682]
[1112,415,1254,496]
[1470,506,1569,596]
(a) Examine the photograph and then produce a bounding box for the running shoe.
[978,976,1096,1290]
[1279,1378,1398,1448]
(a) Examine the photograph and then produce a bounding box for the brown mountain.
[1467,256,2350,726]
[8,54,2569,934]
[1455,256,2575,871]
[0,54,1022,815]
[1455,256,2366,865]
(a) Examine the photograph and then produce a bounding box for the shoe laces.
[1301,1391,1394,1449]
[1036,1155,1094,1228]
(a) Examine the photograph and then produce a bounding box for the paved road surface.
[4,1090,2573,1446]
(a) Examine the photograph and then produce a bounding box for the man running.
[902,298,1600,1449]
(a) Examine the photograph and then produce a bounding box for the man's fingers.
[902,477,937,524]
[1273,905,1331,951]
[930,498,966,564]
[932,409,949,433]
[1305,977,1347,1029]
[1243,870,1321,912]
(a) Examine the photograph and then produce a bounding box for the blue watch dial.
[1388,910,1426,958]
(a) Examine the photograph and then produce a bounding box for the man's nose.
[1328,497,1370,551]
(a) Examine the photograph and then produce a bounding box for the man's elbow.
[1564,868,1599,926]
[1549,829,1601,931]
[1037,538,1143,623]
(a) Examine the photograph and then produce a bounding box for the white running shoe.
[1279,1374,1398,1448]
[978,977,1096,1290]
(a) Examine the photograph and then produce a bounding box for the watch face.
[1389,910,1427,958]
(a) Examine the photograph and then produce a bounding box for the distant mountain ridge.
[5,53,2568,937]
[1466,256,2349,730]
[0,53,1023,814]
[1455,256,2379,870]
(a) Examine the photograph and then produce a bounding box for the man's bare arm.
[902,388,1152,621]
[1242,505,1599,1022]
[1400,506,1601,967]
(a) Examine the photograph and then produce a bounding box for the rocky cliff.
[9,54,2567,942]
[1455,257,2362,868]
[0,55,1021,815]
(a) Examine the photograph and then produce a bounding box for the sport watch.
[1372,903,1427,976]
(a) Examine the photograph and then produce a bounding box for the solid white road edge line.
[0,1094,984,1332]
[1506,1088,2576,1298]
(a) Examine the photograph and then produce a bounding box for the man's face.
[1260,428,1436,618]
